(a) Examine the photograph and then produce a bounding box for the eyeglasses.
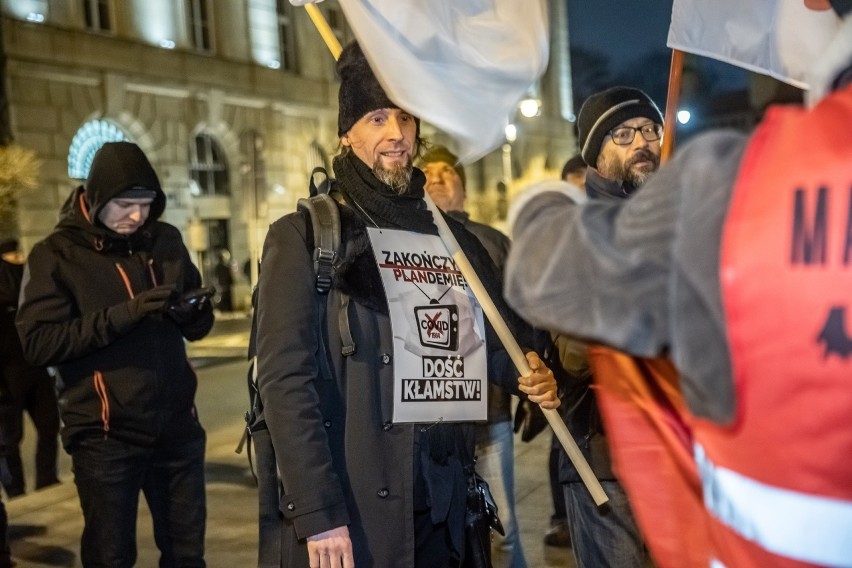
[608,123,663,146]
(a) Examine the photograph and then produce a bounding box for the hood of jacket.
[53,187,158,256]
[84,142,166,224]
[53,143,166,254]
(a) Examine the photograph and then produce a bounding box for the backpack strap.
[297,193,356,357]
[298,193,340,295]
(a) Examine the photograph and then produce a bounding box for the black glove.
[125,285,175,322]
[167,287,215,325]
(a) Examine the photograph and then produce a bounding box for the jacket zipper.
[147,258,159,286]
[114,263,135,298]
[93,370,110,437]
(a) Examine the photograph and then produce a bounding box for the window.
[189,134,229,196]
[67,120,129,180]
[83,0,111,32]
[186,0,213,52]
[276,0,299,73]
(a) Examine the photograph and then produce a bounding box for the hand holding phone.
[167,286,216,324]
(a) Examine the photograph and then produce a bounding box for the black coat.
[256,201,529,567]
[16,153,212,449]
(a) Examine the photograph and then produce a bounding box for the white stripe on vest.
[695,444,852,568]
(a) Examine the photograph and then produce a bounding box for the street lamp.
[504,123,517,143]
[519,97,542,118]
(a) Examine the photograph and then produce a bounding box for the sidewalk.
[8,427,571,567]
[185,310,252,361]
[7,357,259,567]
[7,315,575,567]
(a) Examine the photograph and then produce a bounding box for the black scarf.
[332,152,436,234]
[332,152,470,545]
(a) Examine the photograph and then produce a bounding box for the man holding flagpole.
[256,41,558,568]
[505,1,852,566]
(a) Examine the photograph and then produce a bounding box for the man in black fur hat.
[256,41,559,568]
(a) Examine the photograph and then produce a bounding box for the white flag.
[336,0,549,163]
[667,0,840,90]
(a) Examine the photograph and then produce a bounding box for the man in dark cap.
[256,41,558,568]
[506,2,852,565]
[16,141,214,567]
[577,86,663,198]
[560,153,588,188]
[508,88,662,568]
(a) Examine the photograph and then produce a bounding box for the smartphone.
[178,286,216,307]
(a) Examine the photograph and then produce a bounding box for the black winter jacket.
[257,192,530,567]
[16,146,212,449]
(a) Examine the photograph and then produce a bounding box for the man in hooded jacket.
[16,141,214,568]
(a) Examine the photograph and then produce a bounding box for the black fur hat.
[577,86,663,168]
[337,41,418,136]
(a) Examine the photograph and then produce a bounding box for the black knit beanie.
[561,153,587,180]
[577,87,663,168]
[0,239,18,255]
[419,145,466,188]
[337,41,420,137]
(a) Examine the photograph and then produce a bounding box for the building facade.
[1,0,575,307]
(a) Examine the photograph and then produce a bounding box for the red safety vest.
[701,84,852,567]
[588,85,852,568]
[587,347,709,568]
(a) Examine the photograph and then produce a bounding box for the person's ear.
[341,135,351,148]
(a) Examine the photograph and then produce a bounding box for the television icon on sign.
[414,304,459,351]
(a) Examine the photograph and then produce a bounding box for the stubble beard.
[374,157,414,195]
[599,149,660,188]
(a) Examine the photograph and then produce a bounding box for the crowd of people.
[0,0,849,566]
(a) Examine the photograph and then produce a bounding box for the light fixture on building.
[159,39,176,49]
[677,110,692,125]
[273,184,286,195]
[504,123,517,143]
[26,12,45,22]
[519,97,541,118]
[267,60,281,69]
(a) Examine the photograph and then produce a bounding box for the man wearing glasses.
[530,86,662,568]
[578,86,663,199]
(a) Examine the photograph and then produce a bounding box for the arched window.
[67,120,129,180]
[189,133,229,196]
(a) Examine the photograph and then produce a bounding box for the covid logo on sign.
[414,304,459,351]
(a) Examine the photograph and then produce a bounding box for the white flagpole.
[423,194,608,506]
[305,3,342,59]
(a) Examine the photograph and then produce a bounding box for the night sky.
[566,0,674,75]
[565,0,751,119]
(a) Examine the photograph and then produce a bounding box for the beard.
[599,149,660,188]
[373,157,414,195]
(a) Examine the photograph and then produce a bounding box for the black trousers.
[0,360,59,496]
[71,433,206,568]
